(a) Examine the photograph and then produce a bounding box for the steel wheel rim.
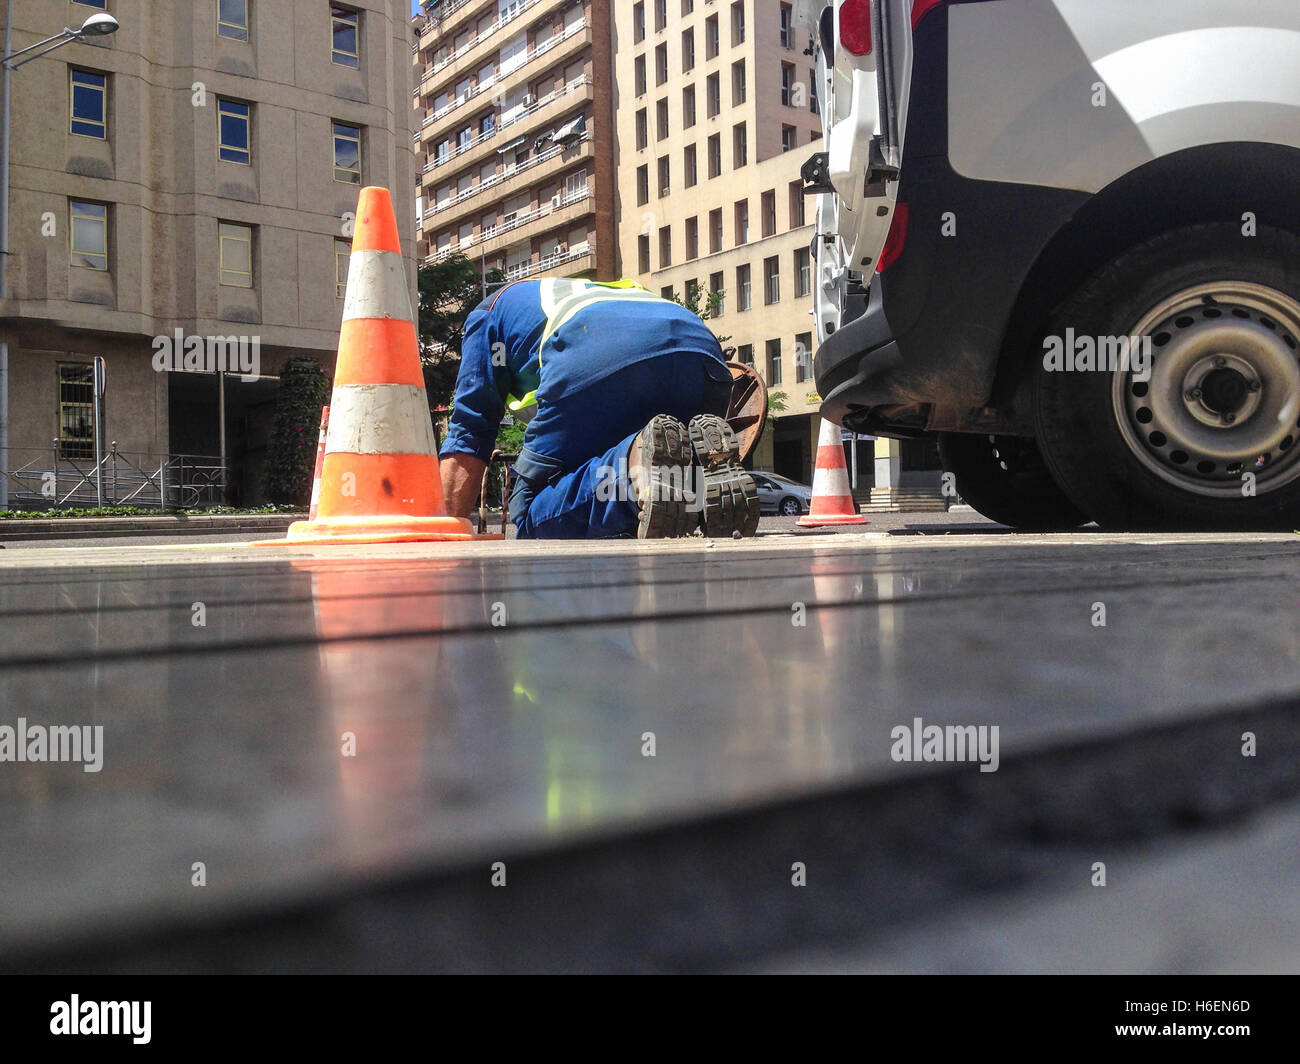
[1112,281,1300,498]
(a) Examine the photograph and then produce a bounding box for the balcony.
[422,131,592,222]
[430,184,594,264]
[421,73,592,183]
[416,0,573,102]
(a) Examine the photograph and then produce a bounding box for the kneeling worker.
[438,278,761,540]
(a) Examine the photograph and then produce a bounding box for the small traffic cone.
[799,416,868,526]
[264,187,472,545]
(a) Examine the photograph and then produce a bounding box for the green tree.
[262,357,331,506]
[417,254,506,410]
[665,282,732,347]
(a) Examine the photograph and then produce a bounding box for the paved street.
[1,527,1297,971]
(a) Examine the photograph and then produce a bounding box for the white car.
[751,472,814,516]
[800,0,1300,529]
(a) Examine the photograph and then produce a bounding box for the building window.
[706,72,720,118]
[709,271,724,315]
[58,364,94,460]
[637,164,649,205]
[733,122,747,168]
[683,85,696,128]
[656,98,670,139]
[781,125,796,152]
[655,0,668,33]
[333,121,361,183]
[795,248,812,297]
[810,69,820,115]
[218,98,251,164]
[661,285,674,300]
[633,1,645,43]
[734,199,749,244]
[705,14,719,58]
[331,6,359,68]
[335,239,350,298]
[764,255,780,304]
[761,189,776,237]
[737,263,751,310]
[790,181,806,227]
[795,331,812,383]
[634,55,647,96]
[635,108,648,150]
[657,155,670,197]
[655,43,668,86]
[684,143,698,187]
[731,60,746,105]
[69,200,108,270]
[685,216,699,260]
[731,2,745,45]
[767,339,782,385]
[219,222,253,288]
[638,234,651,273]
[218,0,249,41]
[682,28,695,71]
[69,69,106,139]
[738,343,753,366]
[682,0,694,14]
[781,63,795,106]
[707,133,721,178]
[709,209,722,253]
[72,0,106,6]
[779,3,793,49]
[659,225,672,268]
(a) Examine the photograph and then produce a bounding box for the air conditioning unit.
[523,93,535,106]
[552,192,562,207]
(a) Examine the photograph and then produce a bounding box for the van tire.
[1033,224,1300,530]
[937,432,1090,529]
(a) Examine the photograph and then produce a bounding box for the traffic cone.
[264,187,472,545]
[798,416,868,526]
[307,405,330,521]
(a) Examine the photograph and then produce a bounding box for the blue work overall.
[439,279,734,538]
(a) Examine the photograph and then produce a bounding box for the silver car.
[750,472,813,516]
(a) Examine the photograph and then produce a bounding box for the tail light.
[911,0,948,29]
[839,0,873,56]
[876,202,909,273]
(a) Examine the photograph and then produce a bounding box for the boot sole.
[636,415,693,539]
[689,415,761,538]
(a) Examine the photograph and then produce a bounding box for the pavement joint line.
[0,566,1288,669]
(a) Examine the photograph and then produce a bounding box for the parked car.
[799,0,1300,529]
[751,472,814,515]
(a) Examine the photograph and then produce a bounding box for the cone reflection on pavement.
[799,416,869,527]
[265,186,472,545]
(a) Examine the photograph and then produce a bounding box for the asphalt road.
[1,526,1297,972]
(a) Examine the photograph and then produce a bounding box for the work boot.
[688,414,761,537]
[627,414,693,539]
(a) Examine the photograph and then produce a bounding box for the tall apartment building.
[613,0,825,482]
[413,0,615,285]
[0,0,415,506]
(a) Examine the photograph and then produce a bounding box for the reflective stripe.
[324,384,438,455]
[536,279,658,363]
[507,389,538,412]
[343,249,414,323]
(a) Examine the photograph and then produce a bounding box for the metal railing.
[418,0,546,88]
[1,443,228,511]
[432,184,591,262]
[424,131,591,218]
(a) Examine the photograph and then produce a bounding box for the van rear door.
[797,0,914,341]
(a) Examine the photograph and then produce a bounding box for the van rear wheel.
[1033,224,1300,530]
[937,432,1089,529]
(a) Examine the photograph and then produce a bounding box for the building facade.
[413,0,615,284]
[613,0,827,482]
[0,0,415,507]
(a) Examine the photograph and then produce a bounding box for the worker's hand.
[440,453,488,518]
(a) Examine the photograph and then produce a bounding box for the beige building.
[613,0,826,481]
[0,0,415,507]
[413,0,615,285]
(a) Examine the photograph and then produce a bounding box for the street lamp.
[0,6,120,508]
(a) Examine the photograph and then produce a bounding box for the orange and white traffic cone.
[307,405,329,522]
[264,186,472,545]
[798,416,868,527]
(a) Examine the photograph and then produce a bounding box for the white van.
[799,0,1300,529]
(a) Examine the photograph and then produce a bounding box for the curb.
[0,514,305,542]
